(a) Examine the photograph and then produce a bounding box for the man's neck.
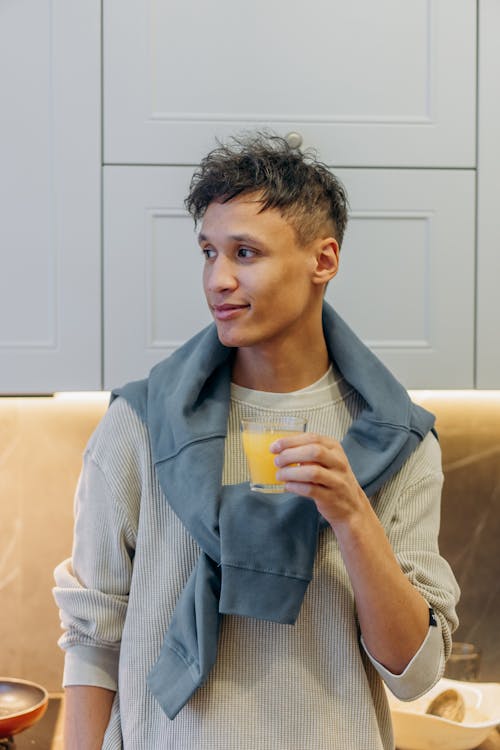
[231,341,331,393]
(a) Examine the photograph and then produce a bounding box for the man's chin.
[214,323,251,350]
[215,331,242,349]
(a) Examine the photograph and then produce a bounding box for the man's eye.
[202,247,216,259]
[238,247,255,258]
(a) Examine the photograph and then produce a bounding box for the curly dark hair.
[185,132,349,247]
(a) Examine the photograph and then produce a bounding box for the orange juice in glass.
[241,417,307,493]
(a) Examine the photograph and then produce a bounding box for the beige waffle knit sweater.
[54,368,459,750]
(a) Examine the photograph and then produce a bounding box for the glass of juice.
[241,416,307,493]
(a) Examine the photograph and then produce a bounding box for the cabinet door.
[0,2,101,393]
[329,170,475,389]
[476,0,500,388]
[104,167,474,390]
[103,167,212,389]
[103,0,475,168]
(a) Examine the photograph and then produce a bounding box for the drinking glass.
[444,642,481,681]
[241,416,307,493]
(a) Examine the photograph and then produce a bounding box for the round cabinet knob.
[285,132,303,149]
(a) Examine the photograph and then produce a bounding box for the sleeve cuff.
[62,644,120,691]
[361,616,444,701]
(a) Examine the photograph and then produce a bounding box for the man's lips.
[212,303,249,320]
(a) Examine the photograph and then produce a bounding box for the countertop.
[5,694,499,749]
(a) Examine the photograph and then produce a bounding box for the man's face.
[198,193,325,350]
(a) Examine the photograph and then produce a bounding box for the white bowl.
[386,678,500,750]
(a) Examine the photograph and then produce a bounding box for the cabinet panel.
[104,167,475,390]
[103,167,212,389]
[103,0,476,167]
[0,1,101,393]
[330,170,475,388]
[476,0,500,388]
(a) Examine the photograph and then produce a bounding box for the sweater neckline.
[230,364,352,410]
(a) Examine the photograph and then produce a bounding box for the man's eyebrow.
[197,232,264,245]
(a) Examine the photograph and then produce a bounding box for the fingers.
[276,459,361,521]
[272,432,354,499]
[275,462,332,487]
[272,433,343,471]
[270,433,366,527]
[270,432,335,453]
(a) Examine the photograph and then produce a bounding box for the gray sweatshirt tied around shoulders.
[110,302,436,719]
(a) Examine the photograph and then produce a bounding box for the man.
[54,133,459,749]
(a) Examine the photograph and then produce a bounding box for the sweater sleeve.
[363,433,460,700]
[53,399,144,690]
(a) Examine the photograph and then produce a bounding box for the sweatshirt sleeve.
[53,399,144,690]
[365,433,460,700]
[361,610,444,701]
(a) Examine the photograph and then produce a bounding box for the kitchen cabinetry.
[103,167,475,390]
[476,0,500,388]
[0,1,101,393]
[101,0,478,390]
[4,0,497,392]
[328,170,475,389]
[103,167,211,387]
[103,0,475,168]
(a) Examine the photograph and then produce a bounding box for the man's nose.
[206,256,238,293]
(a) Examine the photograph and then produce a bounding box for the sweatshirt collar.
[143,302,432,495]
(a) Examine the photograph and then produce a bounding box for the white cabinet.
[101,0,479,391]
[476,0,500,388]
[103,167,212,388]
[330,170,475,388]
[103,167,475,390]
[103,0,476,168]
[3,0,493,392]
[0,2,101,393]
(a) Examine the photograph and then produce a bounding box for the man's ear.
[312,238,339,285]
